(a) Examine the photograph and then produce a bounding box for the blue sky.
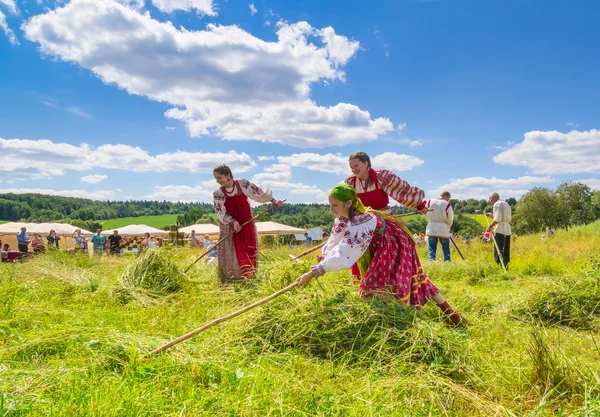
[1,0,599,204]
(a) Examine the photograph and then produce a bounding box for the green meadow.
[0,222,599,416]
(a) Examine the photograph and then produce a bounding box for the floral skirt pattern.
[358,218,439,306]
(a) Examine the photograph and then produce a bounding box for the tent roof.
[179,223,220,235]
[100,224,168,236]
[255,221,306,235]
[0,222,93,236]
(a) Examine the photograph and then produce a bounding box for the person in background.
[188,230,202,249]
[547,226,555,239]
[304,232,312,247]
[464,233,471,245]
[17,227,30,254]
[203,234,211,249]
[47,230,61,248]
[1,243,9,261]
[423,191,454,262]
[73,229,88,252]
[486,192,512,269]
[32,234,45,253]
[91,229,106,257]
[108,230,123,256]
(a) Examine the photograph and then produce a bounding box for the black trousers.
[494,233,511,268]
[18,244,28,254]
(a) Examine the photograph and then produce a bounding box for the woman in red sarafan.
[296,184,462,326]
[213,164,284,282]
[345,151,427,281]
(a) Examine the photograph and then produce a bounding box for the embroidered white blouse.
[313,212,377,277]
[213,179,274,224]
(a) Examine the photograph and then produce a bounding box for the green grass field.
[471,214,490,227]
[101,214,181,230]
[1,222,599,416]
[0,220,8,224]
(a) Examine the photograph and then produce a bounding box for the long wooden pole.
[289,241,327,262]
[395,209,432,218]
[449,235,465,260]
[484,214,507,271]
[145,281,299,357]
[184,201,285,273]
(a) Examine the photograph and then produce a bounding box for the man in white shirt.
[423,191,454,261]
[486,192,512,269]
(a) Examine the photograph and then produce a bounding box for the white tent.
[255,221,306,235]
[178,223,220,235]
[0,222,93,236]
[100,224,168,237]
[294,227,324,241]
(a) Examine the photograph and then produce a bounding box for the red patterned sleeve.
[377,169,426,210]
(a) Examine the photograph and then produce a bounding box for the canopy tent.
[294,227,324,241]
[0,222,93,236]
[178,223,220,235]
[0,222,94,251]
[255,221,306,236]
[100,224,168,237]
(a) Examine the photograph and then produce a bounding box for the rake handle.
[145,281,299,356]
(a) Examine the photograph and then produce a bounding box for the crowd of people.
[2,150,525,327]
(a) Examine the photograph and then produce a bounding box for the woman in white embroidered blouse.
[296,184,462,326]
[213,164,284,282]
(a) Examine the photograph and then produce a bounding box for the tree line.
[2,182,598,236]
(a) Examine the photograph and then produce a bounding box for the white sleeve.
[320,216,377,272]
[493,202,502,223]
[446,204,454,227]
[322,217,348,256]
[238,178,274,203]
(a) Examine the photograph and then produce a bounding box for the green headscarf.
[328,184,367,214]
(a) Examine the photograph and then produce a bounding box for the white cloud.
[81,174,108,183]
[0,188,115,200]
[0,9,18,45]
[199,179,217,187]
[278,153,347,174]
[409,140,423,147]
[428,176,555,200]
[258,155,275,161]
[567,122,579,127]
[151,0,216,15]
[580,178,600,191]
[165,126,177,130]
[116,0,145,8]
[144,185,213,202]
[396,122,407,133]
[0,137,256,181]
[66,106,91,118]
[23,0,393,148]
[277,152,424,175]
[371,152,425,172]
[0,0,17,14]
[260,180,324,196]
[252,164,291,183]
[493,129,600,175]
[249,2,257,15]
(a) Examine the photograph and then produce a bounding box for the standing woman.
[296,184,462,325]
[213,164,284,282]
[345,152,427,280]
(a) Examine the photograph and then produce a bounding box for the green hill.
[100,214,181,230]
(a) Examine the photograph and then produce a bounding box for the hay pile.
[247,290,467,372]
[114,249,187,305]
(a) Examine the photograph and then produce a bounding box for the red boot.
[437,301,463,326]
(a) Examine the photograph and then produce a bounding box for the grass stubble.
[0,222,599,416]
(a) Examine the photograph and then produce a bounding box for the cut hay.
[247,290,468,372]
[114,248,187,305]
